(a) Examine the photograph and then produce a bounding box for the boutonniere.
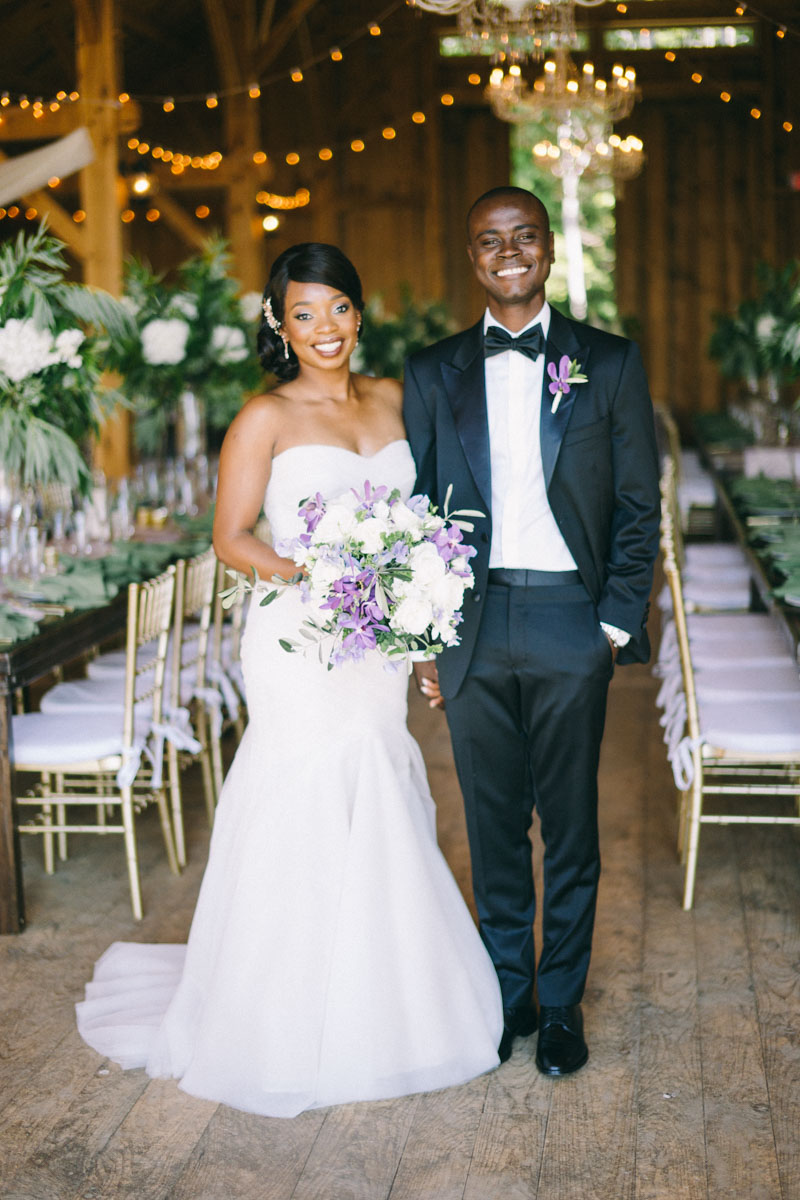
[547,355,588,414]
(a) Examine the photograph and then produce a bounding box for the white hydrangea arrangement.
[0,224,134,489]
[111,237,262,453]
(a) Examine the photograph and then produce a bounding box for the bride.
[76,242,503,1119]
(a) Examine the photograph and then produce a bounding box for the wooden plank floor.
[2,659,800,1200]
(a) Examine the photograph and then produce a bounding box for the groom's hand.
[414,662,444,710]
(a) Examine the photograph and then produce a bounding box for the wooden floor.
[2,659,800,1200]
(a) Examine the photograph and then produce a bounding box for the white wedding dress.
[77,440,503,1118]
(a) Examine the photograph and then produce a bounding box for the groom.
[403,186,660,1075]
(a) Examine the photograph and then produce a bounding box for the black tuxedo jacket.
[403,306,661,699]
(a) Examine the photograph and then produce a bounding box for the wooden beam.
[0,104,139,143]
[258,0,278,46]
[75,0,130,479]
[202,0,267,292]
[0,147,88,255]
[254,0,321,74]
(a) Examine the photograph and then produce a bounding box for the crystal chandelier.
[487,49,639,127]
[408,0,590,62]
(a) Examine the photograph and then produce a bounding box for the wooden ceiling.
[0,0,797,280]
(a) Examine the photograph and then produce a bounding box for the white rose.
[390,595,434,636]
[308,559,343,596]
[211,324,248,364]
[54,328,84,368]
[358,516,390,554]
[430,571,465,615]
[240,291,264,322]
[0,317,54,381]
[390,501,425,536]
[756,314,777,342]
[171,294,199,320]
[409,541,447,589]
[431,619,459,646]
[314,504,358,543]
[141,318,191,365]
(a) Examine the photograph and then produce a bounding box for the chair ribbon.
[668,735,703,791]
[191,685,225,738]
[206,658,240,721]
[149,707,202,788]
[115,732,149,788]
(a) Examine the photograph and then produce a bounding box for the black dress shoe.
[498,1005,538,1063]
[535,1005,588,1076]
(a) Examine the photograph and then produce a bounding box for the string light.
[0,3,404,119]
[256,188,310,210]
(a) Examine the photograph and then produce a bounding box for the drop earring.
[281,335,290,360]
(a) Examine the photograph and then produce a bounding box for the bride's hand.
[413,662,444,710]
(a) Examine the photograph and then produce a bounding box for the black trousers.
[445,578,614,1009]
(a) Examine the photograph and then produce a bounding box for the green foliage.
[0,223,130,490]
[708,261,800,390]
[353,286,456,380]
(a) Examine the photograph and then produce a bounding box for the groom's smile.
[467,193,555,328]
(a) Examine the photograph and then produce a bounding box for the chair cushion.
[687,614,784,641]
[695,662,800,701]
[691,637,792,670]
[12,711,129,766]
[683,578,752,609]
[699,696,800,755]
[685,543,748,568]
[40,678,152,715]
[86,638,168,681]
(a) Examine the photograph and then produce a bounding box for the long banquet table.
[694,426,800,662]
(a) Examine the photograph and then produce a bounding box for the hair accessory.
[262,295,281,335]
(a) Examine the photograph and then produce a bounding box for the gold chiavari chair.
[207,557,248,803]
[13,567,179,920]
[165,546,218,863]
[658,467,800,909]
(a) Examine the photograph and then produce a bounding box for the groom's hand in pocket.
[414,662,444,710]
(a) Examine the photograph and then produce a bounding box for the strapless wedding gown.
[76,440,503,1118]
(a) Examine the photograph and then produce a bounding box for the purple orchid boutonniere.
[547,355,588,414]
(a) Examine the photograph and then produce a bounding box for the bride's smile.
[283,280,359,371]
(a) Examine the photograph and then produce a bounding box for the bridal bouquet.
[225,482,481,669]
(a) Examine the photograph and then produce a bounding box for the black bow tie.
[484,324,545,362]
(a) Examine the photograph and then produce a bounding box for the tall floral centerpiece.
[709,261,800,443]
[111,237,262,456]
[0,224,134,490]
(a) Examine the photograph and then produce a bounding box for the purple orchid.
[431,523,466,562]
[547,355,588,415]
[298,492,325,532]
[353,479,390,516]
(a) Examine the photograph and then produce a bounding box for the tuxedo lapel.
[541,308,590,491]
[440,321,492,511]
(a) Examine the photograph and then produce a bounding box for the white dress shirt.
[484,303,577,572]
[483,305,630,646]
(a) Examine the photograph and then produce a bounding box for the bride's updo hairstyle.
[258,242,365,381]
